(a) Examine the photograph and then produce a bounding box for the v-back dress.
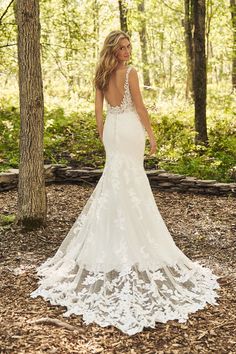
[31,65,221,336]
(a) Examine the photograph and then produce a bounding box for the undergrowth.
[0,93,235,182]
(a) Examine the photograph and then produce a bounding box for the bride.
[31,30,221,336]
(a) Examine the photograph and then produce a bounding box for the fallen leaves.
[0,184,236,353]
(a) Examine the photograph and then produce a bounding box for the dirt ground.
[0,183,235,354]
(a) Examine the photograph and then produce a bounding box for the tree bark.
[138,0,151,88]
[118,0,128,33]
[230,0,236,90]
[193,0,208,144]
[184,0,194,99]
[16,0,47,228]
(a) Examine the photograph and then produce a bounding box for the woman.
[31,30,221,336]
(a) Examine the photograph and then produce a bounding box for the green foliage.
[43,107,105,168]
[0,0,235,184]
[0,0,233,105]
[0,214,16,226]
[0,106,20,170]
[1,99,235,182]
[148,105,236,182]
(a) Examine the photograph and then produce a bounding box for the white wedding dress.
[31,66,221,335]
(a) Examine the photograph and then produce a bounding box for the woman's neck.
[116,62,128,70]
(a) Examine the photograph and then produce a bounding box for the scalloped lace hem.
[31,260,221,336]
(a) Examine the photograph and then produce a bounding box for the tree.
[206,0,213,69]
[16,0,47,228]
[137,0,151,88]
[118,0,128,33]
[184,0,194,99]
[0,0,233,110]
[193,0,208,144]
[230,0,236,90]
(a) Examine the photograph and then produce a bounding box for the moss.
[0,214,16,226]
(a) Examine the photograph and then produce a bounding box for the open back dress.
[31,65,221,336]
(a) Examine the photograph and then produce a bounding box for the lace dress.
[31,65,221,336]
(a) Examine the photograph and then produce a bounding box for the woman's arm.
[129,68,157,155]
[95,87,104,141]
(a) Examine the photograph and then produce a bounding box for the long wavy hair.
[94,30,131,91]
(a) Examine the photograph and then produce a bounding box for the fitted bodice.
[105,66,136,115]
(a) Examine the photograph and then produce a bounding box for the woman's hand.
[149,134,157,156]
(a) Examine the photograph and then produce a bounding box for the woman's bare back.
[103,67,129,107]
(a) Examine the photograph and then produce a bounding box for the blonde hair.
[94,30,131,91]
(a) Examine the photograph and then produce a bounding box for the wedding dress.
[31,65,221,335]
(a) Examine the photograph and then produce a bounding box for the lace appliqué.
[30,78,221,336]
[30,152,221,335]
[31,260,220,336]
[106,66,136,115]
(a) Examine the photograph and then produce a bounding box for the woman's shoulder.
[128,65,139,81]
[128,65,137,72]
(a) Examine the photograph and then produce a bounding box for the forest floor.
[0,183,236,354]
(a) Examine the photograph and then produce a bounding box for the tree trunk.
[184,0,194,99]
[16,0,47,229]
[193,0,208,145]
[118,0,128,33]
[93,0,99,60]
[138,0,151,88]
[206,0,213,83]
[230,0,236,90]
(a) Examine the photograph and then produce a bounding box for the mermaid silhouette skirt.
[31,109,221,335]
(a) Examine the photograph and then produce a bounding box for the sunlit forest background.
[0,0,235,181]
